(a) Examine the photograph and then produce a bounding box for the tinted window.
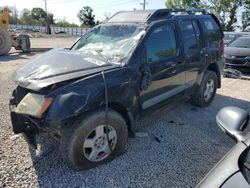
[204,20,216,30]
[180,20,199,52]
[203,18,222,42]
[145,24,177,63]
[192,20,201,40]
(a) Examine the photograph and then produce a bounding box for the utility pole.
[140,0,148,10]
[45,0,47,14]
[14,1,17,26]
[44,0,50,34]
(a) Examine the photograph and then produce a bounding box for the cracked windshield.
[72,24,145,64]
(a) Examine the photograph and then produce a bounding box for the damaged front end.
[9,87,57,148]
[9,23,145,149]
[9,72,107,149]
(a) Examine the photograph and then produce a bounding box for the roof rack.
[147,8,207,22]
[107,8,207,23]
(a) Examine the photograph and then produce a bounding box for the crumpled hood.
[224,47,250,57]
[16,48,119,91]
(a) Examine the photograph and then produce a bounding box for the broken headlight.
[15,93,53,118]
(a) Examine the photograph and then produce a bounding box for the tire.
[0,29,11,55]
[60,108,128,170]
[191,71,218,107]
[21,37,31,53]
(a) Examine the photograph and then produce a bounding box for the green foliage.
[19,8,54,26]
[242,10,250,31]
[47,13,54,25]
[55,20,79,27]
[241,1,250,31]
[205,0,242,31]
[165,0,201,8]
[165,0,249,31]
[20,9,34,25]
[31,7,46,20]
[95,20,101,25]
[77,6,95,27]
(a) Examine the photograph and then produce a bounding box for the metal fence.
[9,24,91,36]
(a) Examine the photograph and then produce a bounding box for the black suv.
[9,9,224,170]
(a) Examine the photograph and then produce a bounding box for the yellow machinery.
[0,8,30,55]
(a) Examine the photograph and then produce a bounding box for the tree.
[242,10,250,31]
[241,0,250,31]
[165,0,242,27]
[205,0,242,31]
[47,13,54,25]
[77,6,95,27]
[55,19,79,27]
[165,0,201,8]
[165,0,246,31]
[224,1,241,31]
[20,9,33,25]
[95,20,101,25]
[31,7,46,21]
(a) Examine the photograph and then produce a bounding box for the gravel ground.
[0,38,250,188]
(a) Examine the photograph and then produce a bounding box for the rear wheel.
[0,29,11,55]
[60,109,128,170]
[191,71,218,107]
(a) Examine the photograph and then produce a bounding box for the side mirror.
[216,106,249,142]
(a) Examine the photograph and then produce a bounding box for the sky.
[0,0,166,24]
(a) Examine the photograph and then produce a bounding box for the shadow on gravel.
[31,48,53,52]
[0,53,33,61]
[0,48,52,62]
[28,93,250,188]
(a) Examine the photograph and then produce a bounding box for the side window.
[145,24,177,63]
[192,20,201,41]
[203,18,222,42]
[180,20,199,53]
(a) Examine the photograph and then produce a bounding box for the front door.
[140,21,186,110]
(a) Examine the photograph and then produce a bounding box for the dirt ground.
[0,37,250,188]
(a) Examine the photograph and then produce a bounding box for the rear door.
[140,21,186,110]
[179,19,203,87]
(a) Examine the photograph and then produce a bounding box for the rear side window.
[203,18,222,42]
[180,20,200,53]
[145,24,177,63]
[204,20,216,30]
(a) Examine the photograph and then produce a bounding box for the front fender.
[47,92,90,120]
[46,74,105,120]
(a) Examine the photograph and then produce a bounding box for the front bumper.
[225,58,250,68]
[9,87,41,148]
[225,58,250,73]
[10,110,39,148]
[9,87,62,148]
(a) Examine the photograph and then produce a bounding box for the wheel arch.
[206,63,221,88]
[108,102,135,136]
[60,102,135,137]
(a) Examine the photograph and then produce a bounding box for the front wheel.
[191,71,218,107]
[60,109,128,170]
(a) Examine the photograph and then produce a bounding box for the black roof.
[107,8,207,23]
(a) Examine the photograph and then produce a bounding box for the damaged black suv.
[9,9,224,170]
